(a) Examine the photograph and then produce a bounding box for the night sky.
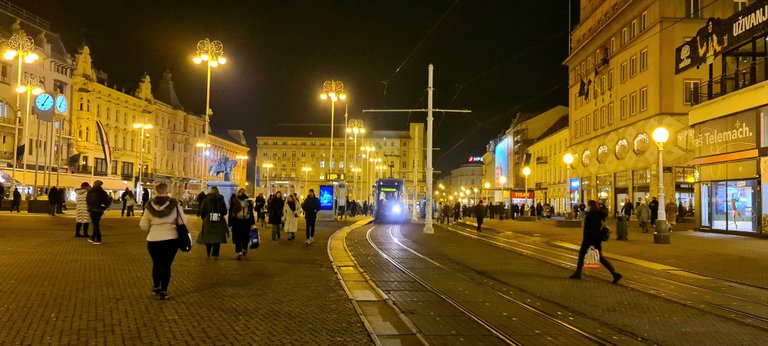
[17,0,573,179]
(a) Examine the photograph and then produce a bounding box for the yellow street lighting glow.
[320,93,328,100]
[339,94,347,100]
[193,56,202,64]
[200,53,210,61]
[522,166,531,176]
[301,167,312,172]
[15,85,26,93]
[31,87,43,95]
[499,176,507,184]
[236,155,249,160]
[483,182,490,189]
[4,50,17,60]
[652,127,669,144]
[262,163,274,168]
[209,61,219,67]
[217,56,227,64]
[563,153,574,165]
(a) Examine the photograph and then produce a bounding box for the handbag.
[175,204,192,252]
[249,227,260,249]
[584,246,601,268]
[601,225,611,241]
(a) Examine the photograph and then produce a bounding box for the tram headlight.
[391,204,402,214]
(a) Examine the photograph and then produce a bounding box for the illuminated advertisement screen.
[494,137,509,188]
[319,185,334,211]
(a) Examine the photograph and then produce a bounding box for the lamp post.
[4,32,38,184]
[652,127,670,244]
[262,163,274,196]
[473,187,479,204]
[320,80,346,173]
[235,155,248,185]
[523,167,531,213]
[361,145,375,201]
[196,142,211,189]
[18,74,44,197]
[499,175,507,209]
[193,38,226,190]
[351,167,362,201]
[347,119,364,199]
[302,166,312,196]
[133,123,153,201]
[483,182,490,202]
[563,153,574,218]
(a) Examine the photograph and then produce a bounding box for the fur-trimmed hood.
[145,196,178,218]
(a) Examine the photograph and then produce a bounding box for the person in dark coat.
[228,188,254,260]
[474,199,486,231]
[197,186,229,258]
[620,199,634,219]
[0,184,4,211]
[11,187,21,212]
[268,191,285,240]
[86,180,112,244]
[678,202,686,223]
[648,197,659,227]
[57,187,66,213]
[569,200,621,283]
[536,202,544,219]
[48,186,59,216]
[196,191,206,216]
[254,193,267,227]
[302,189,321,244]
[142,189,150,212]
[120,188,130,217]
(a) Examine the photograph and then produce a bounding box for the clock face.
[55,95,68,113]
[35,93,54,112]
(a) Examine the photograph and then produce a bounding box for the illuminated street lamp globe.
[483,182,490,189]
[652,127,669,146]
[522,166,531,176]
[563,153,574,165]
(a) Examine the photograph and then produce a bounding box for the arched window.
[85,127,90,142]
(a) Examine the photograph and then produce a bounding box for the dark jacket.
[227,195,255,226]
[255,195,266,212]
[86,186,111,212]
[648,199,659,216]
[12,190,21,203]
[302,195,321,219]
[268,196,285,224]
[583,209,607,245]
[473,204,486,219]
[142,190,150,204]
[197,192,229,244]
[48,187,58,204]
[621,202,634,216]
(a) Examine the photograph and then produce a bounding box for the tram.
[373,179,408,224]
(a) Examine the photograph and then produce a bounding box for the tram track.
[364,224,648,346]
[443,222,768,331]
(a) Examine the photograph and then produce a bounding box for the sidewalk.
[455,217,768,288]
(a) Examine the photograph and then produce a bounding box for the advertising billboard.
[319,185,334,211]
[494,137,510,188]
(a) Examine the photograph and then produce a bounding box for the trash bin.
[616,215,629,240]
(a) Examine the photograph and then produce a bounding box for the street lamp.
[262,163,274,195]
[473,187,479,203]
[302,166,312,196]
[193,38,226,190]
[652,126,670,243]
[18,74,44,197]
[499,175,507,208]
[133,123,153,201]
[235,155,248,184]
[483,181,490,202]
[320,80,346,173]
[196,142,211,188]
[361,146,375,201]
[5,32,38,183]
[351,167,362,201]
[563,153,574,219]
[523,166,531,212]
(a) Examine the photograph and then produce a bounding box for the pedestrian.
[74,182,91,238]
[636,200,651,233]
[196,186,228,259]
[228,188,254,260]
[283,194,300,241]
[57,187,66,213]
[86,180,112,245]
[648,197,659,227]
[442,202,452,224]
[453,201,461,222]
[569,200,621,284]
[125,190,137,217]
[536,202,544,220]
[268,191,285,240]
[302,189,321,244]
[140,183,186,300]
[120,188,130,217]
[620,198,634,219]
[11,187,21,212]
[0,183,4,211]
[678,202,686,224]
[665,199,677,227]
[511,203,518,220]
[142,189,150,212]
[48,186,58,216]
[474,199,486,231]
[195,190,206,216]
[254,192,267,227]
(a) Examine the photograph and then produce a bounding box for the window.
[95,158,107,175]
[610,37,616,55]
[320,161,325,168]
[0,64,8,84]
[53,80,65,94]
[620,61,628,83]
[639,49,648,72]
[686,0,701,19]
[630,92,638,115]
[586,114,592,134]
[629,55,638,78]
[593,110,599,131]
[684,80,701,105]
[621,27,628,45]
[607,102,615,125]
[631,20,637,39]
[641,11,647,31]
[600,106,607,128]
[620,96,628,120]
[607,69,614,90]
[640,87,648,111]
[121,162,134,176]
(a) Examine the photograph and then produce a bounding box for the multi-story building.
[564,0,731,215]
[527,125,569,214]
[449,163,483,196]
[255,123,425,203]
[0,9,75,195]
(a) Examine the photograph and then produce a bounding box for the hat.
[93,180,103,187]
[81,182,90,188]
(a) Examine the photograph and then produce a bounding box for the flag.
[16,144,24,162]
[577,79,586,97]
[68,153,82,169]
[95,120,112,171]
[584,79,592,100]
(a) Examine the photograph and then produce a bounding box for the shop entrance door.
[727,180,757,232]
[701,183,711,228]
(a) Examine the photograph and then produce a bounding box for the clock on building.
[35,93,54,112]
[55,94,68,113]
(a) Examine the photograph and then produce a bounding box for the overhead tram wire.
[381,0,461,104]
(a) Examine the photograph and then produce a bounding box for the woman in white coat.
[283,194,300,241]
[74,182,91,238]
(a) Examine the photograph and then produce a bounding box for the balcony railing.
[693,57,768,105]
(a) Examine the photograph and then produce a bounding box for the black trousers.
[205,244,221,257]
[574,241,616,275]
[231,219,250,253]
[90,211,104,242]
[305,216,317,239]
[148,239,179,291]
[476,217,483,230]
[75,222,89,236]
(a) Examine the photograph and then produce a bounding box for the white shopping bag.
[584,246,601,269]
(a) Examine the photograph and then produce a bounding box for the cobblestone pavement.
[0,213,372,345]
[459,217,768,288]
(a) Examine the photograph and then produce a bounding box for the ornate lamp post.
[262,163,274,196]
[193,38,226,189]
[18,74,44,197]
[319,80,346,173]
[4,32,38,183]
[351,167,362,201]
[523,166,531,213]
[196,142,211,189]
[133,123,153,201]
[346,119,364,199]
[563,153,574,219]
[652,127,670,244]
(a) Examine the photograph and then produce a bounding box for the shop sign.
[510,191,533,199]
[467,156,483,163]
[693,110,757,157]
[675,0,768,74]
[569,178,581,190]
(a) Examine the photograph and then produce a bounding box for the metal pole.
[253,156,257,195]
[137,127,144,202]
[658,145,666,221]
[411,126,419,222]
[203,63,212,190]
[330,99,336,220]
[343,104,348,177]
[11,55,22,183]
[56,119,62,186]
[353,131,358,200]
[33,119,40,198]
[424,64,435,234]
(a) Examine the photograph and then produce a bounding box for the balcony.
[692,57,768,105]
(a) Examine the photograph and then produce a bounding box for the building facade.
[564,0,733,215]
[527,127,570,214]
[450,163,483,199]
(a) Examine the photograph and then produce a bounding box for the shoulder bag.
[175,203,192,252]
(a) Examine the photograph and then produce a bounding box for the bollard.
[616,215,629,240]
[653,220,671,244]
